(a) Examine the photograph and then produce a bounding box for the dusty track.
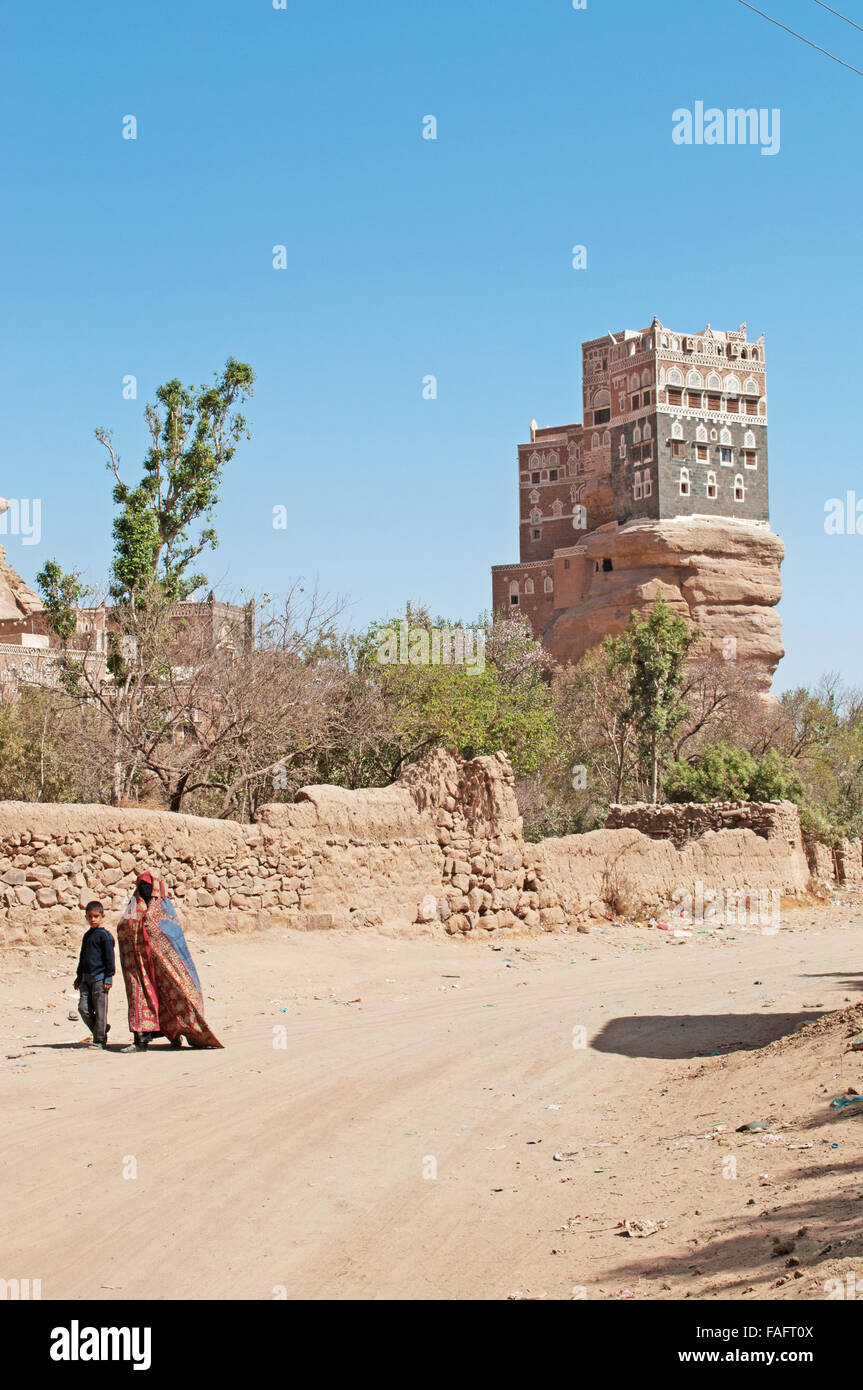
[3,901,863,1301]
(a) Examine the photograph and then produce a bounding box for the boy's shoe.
[121,1043,145,1053]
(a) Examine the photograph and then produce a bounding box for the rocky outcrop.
[0,543,43,624]
[545,516,784,692]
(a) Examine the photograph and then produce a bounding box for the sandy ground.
[3,896,863,1302]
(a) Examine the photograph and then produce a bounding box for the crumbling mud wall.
[605,800,803,850]
[0,751,835,949]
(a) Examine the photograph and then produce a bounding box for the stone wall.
[605,799,804,850]
[0,750,842,950]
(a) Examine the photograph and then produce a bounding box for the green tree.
[97,357,255,602]
[614,599,701,803]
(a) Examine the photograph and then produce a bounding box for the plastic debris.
[736,1119,772,1132]
[830,1095,863,1111]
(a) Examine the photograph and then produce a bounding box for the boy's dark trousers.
[78,982,109,1045]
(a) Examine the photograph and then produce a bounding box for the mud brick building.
[491,317,783,688]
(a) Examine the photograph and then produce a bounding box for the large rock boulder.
[544,516,784,692]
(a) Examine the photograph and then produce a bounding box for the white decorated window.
[643,420,652,439]
[552,499,563,518]
[633,423,642,444]
[602,430,610,446]
[530,507,541,524]
[720,426,732,445]
[744,429,756,448]
[707,371,722,390]
[543,577,553,594]
[633,470,643,500]
[686,369,704,388]
[591,433,600,450]
[667,367,684,387]
[725,373,741,395]
[643,470,652,497]
[672,420,684,439]
[744,376,759,394]
[706,471,718,499]
[679,467,690,497]
[524,578,534,595]
[734,474,745,501]
[696,423,708,442]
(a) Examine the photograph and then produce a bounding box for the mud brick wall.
[0,752,837,950]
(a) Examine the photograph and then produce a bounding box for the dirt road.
[3,901,863,1300]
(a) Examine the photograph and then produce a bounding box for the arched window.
[619,436,627,459]
[552,499,563,518]
[529,452,541,469]
[633,423,642,444]
[543,577,553,594]
[686,369,704,388]
[672,420,683,439]
[679,467,690,497]
[548,449,559,466]
[734,474,745,501]
[643,470,652,497]
[744,377,759,395]
[744,429,756,448]
[661,335,668,347]
[594,388,610,408]
[643,420,652,439]
[667,367,684,387]
[529,489,540,503]
[591,433,600,449]
[641,368,652,387]
[633,470,643,500]
[524,578,534,595]
[725,373,741,395]
[696,423,708,442]
[530,507,541,524]
[720,426,732,445]
[706,471,717,499]
[628,373,640,391]
[509,581,519,604]
[602,430,610,446]
[707,371,722,390]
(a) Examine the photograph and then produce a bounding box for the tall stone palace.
[492,317,784,691]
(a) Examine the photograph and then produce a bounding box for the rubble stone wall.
[0,751,837,949]
[605,800,804,850]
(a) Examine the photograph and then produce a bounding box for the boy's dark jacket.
[74,926,116,986]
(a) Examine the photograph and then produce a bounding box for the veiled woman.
[117,871,222,1052]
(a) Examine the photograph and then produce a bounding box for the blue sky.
[1,0,860,691]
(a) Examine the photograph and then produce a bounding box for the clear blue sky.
[1,0,859,691]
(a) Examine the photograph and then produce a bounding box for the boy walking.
[73,901,115,1049]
